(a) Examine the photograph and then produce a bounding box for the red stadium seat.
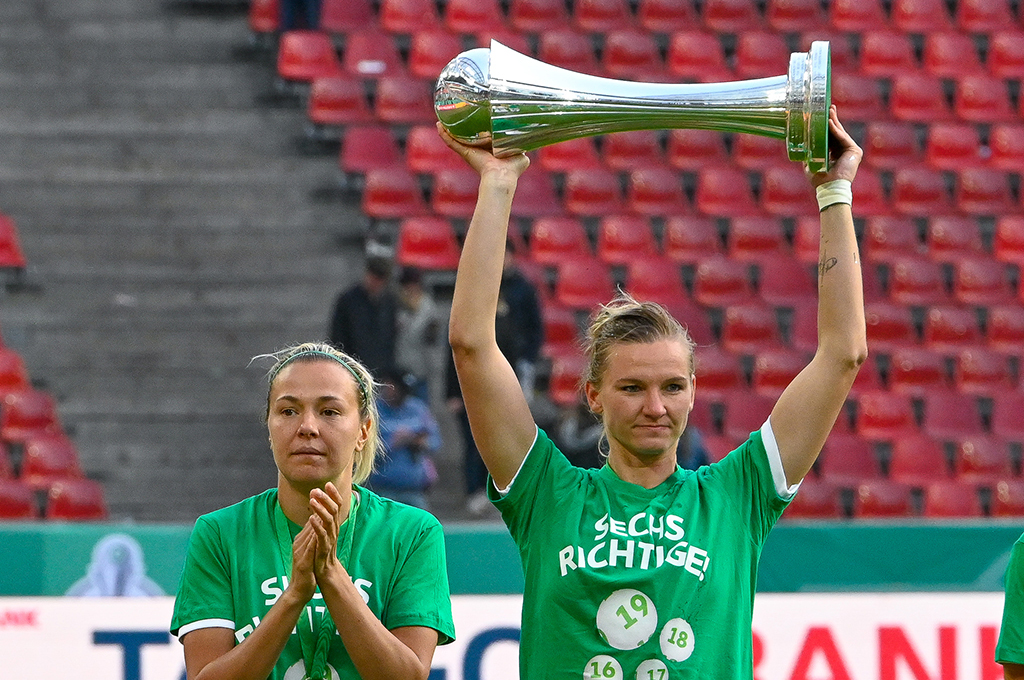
[666,31,734,83]
[603,130,666,171]
[380,0,441,33]
[782,480,844,519]
[529,217,593,265]
[638,0,697,32]
[735,31,790,79]
[922,480,983,517]
[924,123,984,171]
[320,0,376,34]
[46,478,108,521]
[854,480,914,518]
[922,391,985,440]
[538,28,601,75]
[953,257,1015,306]
[992,480,1024,517]
[408,29,464,80]
[444,0,506,34]
[864,301,918,352]
[277,30,343,83]
[989,125,1024,173]
[19,434,83,492]
[564,168,625,216]
[766,0,827,32]
[955,75,1016,123]
[307,77,373,127]
[891,0,953,32]
[888,347,949,396]
[509,0,570,32]
[925,216,985,263]
[956,0,1015,33]
[890,74,954,123]
[374,77,435,124]
[396,217,462,271]
[694,346,745,400]
[1,389,62,445]
[249,0,279,33]
[923,32,983,77]
[0,479,36,520]
[538,137,602,172]
[831,74,886,123]
[702,0,765,32]
[627,167,688,217]
[669,129,729,170]
[953,435,1014,484]
[849,168,892,217]
[603,29,669,81]
[664,216,723,264]
[0,214,26,271]
[922,305,983,351]
[596,214,659,265]
[995,216,1024,267]
[849,354,885,398]
[431,168,480,218]
[554,258,616,310]
[0,442,11,480]
[859,30,918,77]
[0,348,32,398]
[405,125,463,175]
[361,167,428,218]
[856,391,918,441]
[829,0,888,32]
[541,304,582,360]
[956,169,1015,216]
[792,216,821,264]
[476,31,532,57]
[752,348,809,399]
[992,392,1024,443]
[693,256,756,307]
[863,122,922,171]
[695,167,759,217]
[761,165,817,217]
[988,31,1024,79]
[732,135,787,171]
[888,257,951,306]
[892,168,953,216]
[863,215,924,263]
[721,303,783,354]
[817,434,883,487]
[511,171,564,218]
[987,304,1024,354]
[574,0,636,33]
[799,31,855,71]
[338,125,400,175]
[727,216,788,263]
[757,256,817,308]
[889,434,950,486]
[623,258,687,310]
[721,392,776,442]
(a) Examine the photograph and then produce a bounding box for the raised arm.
[440,125,537,490]
[770,106,868,486]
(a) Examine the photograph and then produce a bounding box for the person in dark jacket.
[329,257,399,377]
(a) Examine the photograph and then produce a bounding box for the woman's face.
[268,360,370,491]
[585,338,695,461]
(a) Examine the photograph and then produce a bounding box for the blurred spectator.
[329,256,399,377]
[497,241,543,404]
[369,369,441,511]
[280,0,321,30]
[396,267,443,402]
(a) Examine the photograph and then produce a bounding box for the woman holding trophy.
[441,93,865,680]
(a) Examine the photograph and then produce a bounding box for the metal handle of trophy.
[434,41,831,171]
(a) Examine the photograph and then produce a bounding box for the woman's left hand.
[809,105,863,187]
[309,482,347,581]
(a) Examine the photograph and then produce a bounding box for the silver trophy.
[435,40,831,172]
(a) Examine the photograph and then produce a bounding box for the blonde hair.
[257,342,382,485]
[583,292,696,389]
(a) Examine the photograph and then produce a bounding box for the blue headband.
[269,350,368,403]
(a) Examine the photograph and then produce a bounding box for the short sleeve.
[998,538,1024,664]
[171,516,235,638]
[381,519,456,645]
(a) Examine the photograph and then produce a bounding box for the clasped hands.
[289,481,349,602]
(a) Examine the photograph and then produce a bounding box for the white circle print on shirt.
[284,661,342,680]
[660,618,695,662]
[636,658,669,680]
[596,588,658,650]
[584,654,623,679]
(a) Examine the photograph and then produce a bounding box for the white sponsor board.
[0,593,1006,680]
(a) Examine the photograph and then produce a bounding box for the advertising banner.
[0,593,1005,680]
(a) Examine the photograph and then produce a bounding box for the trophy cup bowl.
[435,40,831,172]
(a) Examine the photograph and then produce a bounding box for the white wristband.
[816,179,853,212]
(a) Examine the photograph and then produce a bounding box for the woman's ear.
[354,418,371,452]
[584,381,602,414]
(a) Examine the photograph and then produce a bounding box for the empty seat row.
[0,477,107,521]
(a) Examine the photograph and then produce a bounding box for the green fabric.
[171,487,455,679]
[997,533,1024,664]
[490,427,789,680]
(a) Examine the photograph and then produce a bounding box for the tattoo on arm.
[818,256,838,278]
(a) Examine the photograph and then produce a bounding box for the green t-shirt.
[491,426,791,680]
[171,487,455,679]
[997,533,1024,665]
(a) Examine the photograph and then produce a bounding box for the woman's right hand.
[436,123,530,182]
[288,522,317,604]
